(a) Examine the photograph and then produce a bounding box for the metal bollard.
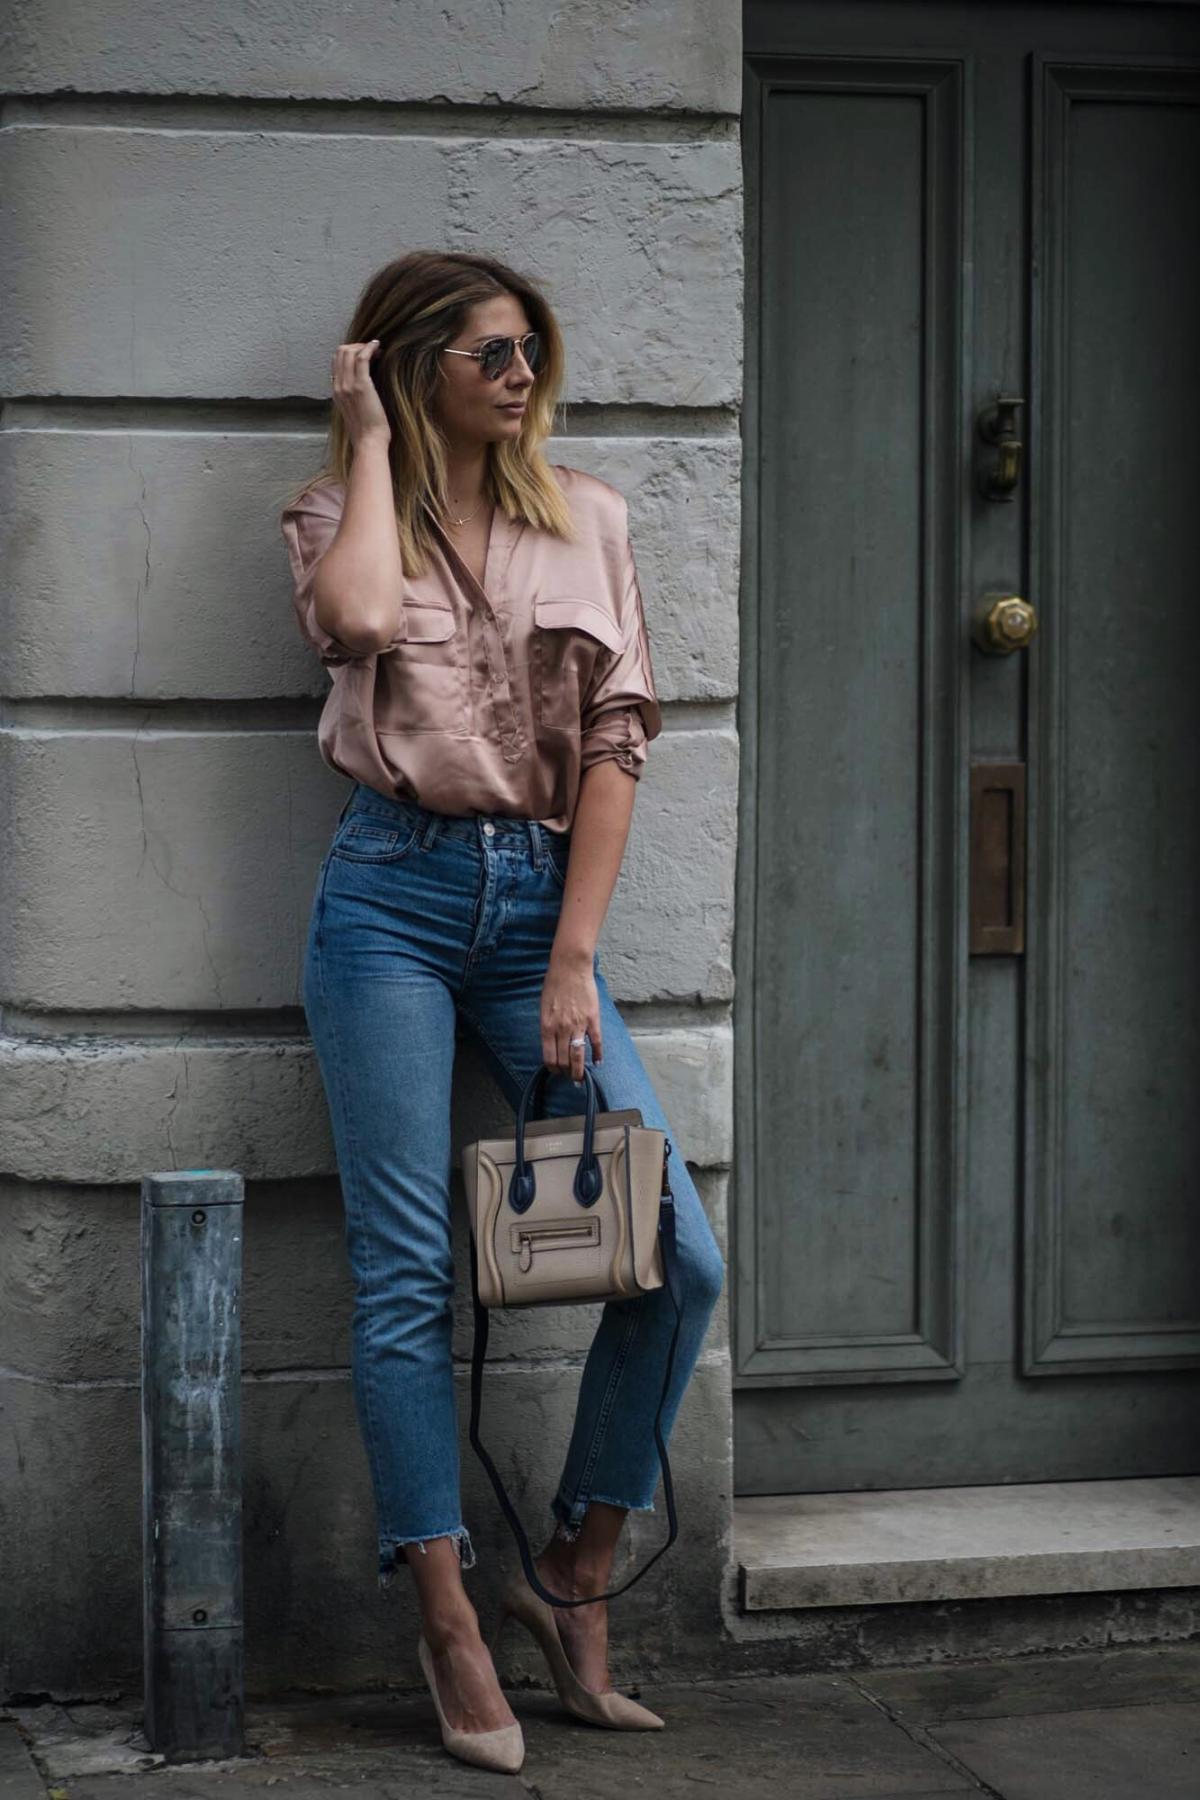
[141,1170,245,1761]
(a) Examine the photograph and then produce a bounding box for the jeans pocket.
[542,838,571,889]
[329,815,421,864]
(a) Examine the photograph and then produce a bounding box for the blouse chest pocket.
[379,596,466,735]
[532,596,623,731]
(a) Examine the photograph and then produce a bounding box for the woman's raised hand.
[332,340,391,448]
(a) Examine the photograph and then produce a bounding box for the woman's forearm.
[311,434,405,653]
[550,760,636,965]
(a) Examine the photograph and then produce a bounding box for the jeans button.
[482,822,495,836]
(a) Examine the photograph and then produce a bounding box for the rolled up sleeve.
[280,485,389,667]
[579,704,651,779]
[579,521,663,781]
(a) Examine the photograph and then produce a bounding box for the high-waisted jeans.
[302,780,726,1589]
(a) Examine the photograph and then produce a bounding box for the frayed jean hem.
[550,1490,658,1542]
[378,1525,477,1590]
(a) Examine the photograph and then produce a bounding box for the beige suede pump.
[491,1572,665,1730]
[416,1633,526,1773]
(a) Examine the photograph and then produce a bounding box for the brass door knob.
[971,593,1038,654]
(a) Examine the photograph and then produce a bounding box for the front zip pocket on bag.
[509,1215,601,1273]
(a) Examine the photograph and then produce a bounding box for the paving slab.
[510,1681,974,1798]
[7,1643,1200,1800]
[0,1724,46,1800]
[929,1700,1200,1800]
[860,1638,1200,1721]
[7,1676,972,1800]
[1,1708,163,1783]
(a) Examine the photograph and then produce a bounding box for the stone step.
[735,1475,1200,1610]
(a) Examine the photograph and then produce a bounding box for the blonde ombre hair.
[279,249,576,576]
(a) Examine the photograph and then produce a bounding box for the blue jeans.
[302,781,726,1589]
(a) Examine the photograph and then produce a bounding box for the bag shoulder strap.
[467,1169,684,1609]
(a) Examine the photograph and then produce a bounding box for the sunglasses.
[441,332,544,382]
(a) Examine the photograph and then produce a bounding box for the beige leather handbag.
[462,1064,683,1608]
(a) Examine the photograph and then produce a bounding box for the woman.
[279,250,724,1775]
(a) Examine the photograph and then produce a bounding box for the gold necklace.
[444,497,486,527]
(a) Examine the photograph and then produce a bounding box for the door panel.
[748,58,968,1385]
[737,1,1200,1492]
[1026,57,1200,1373]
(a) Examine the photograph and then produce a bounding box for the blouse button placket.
[434,505,526,762]
[480,522,525,762]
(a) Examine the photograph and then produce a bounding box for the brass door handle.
[971,592,1038,654]
[977,393,1024,500]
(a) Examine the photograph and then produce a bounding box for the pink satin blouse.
[280,464,663,834]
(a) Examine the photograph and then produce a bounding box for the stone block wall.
[0,0,743,1694]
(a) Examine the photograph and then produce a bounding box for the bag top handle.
[508,1063,611,1215]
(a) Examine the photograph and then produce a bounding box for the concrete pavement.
[5,1639,1200,1800]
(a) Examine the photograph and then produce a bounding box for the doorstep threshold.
[734,1475,1200,1611]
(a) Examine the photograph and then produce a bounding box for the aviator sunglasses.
[441,331,544,381]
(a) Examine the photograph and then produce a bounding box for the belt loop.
[419,810,441,851]
[527,818,544,868]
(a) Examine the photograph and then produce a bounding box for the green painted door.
[736,0,1200,1491]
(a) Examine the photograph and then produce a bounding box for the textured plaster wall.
[0,1,743,1696]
